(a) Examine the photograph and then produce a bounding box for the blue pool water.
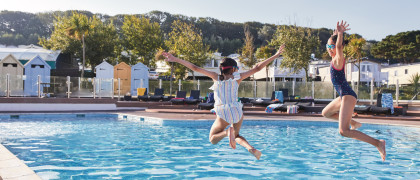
[0,114,419,179]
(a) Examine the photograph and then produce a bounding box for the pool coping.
[0,112,418,179]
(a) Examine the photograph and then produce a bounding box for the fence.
[0,74,418,101]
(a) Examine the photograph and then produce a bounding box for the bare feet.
[227,126,236,149]
[351,120,362,130]
[248,148,262,160]
[377,140,386,161]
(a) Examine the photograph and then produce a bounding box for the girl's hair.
[330,35,349,46]
[218,58,238,80]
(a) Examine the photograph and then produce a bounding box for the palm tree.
[346,36,366,96]
[409,73,420,100]
[66,12,91,78]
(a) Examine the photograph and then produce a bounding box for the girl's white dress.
[209,72,243,124]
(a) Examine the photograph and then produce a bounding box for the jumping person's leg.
[338,95,386,161]
[322,97,362,130]
[209,116,230,145]
[233,116,262,160]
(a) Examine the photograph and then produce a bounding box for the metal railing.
[0,74,418,101]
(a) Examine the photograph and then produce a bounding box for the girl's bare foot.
[377,140,386,161]
[248,148,262,160]
[351,120,362,130]
[227,126,236,149]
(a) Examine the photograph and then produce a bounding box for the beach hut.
[131,62,149,96]
[95,61,114,97]
[114,62,131,95]
[23,55,51,96]
[0,54,24,96]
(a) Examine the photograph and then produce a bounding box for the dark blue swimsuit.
[330,61,357,99]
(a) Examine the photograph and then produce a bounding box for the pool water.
[0,114,419,179]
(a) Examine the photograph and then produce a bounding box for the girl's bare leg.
[233,116,262,160]
[322,97,362,129]
[339,95,386,161]
[209,116,229,145]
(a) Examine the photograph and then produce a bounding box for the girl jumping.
[163,45,285,160]
[321,21,386,161]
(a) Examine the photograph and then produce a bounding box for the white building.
[317,60,388,86]
[253,57,306,81]
[381,62,420,85]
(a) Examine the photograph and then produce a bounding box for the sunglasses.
[326,44,336,49]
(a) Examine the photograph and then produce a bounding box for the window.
[394,70,398,76]
[213,59,219,67]
[3,63,17,67]
[405,69,408,74]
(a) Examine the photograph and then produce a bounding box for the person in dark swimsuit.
[321,21,386,161]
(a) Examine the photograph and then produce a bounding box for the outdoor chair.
[149,88,165,102]
[370,93,394,115]
[185,90,201,105]
[137,88,149,101]
[198,92,215,110]
[170,91,187,105]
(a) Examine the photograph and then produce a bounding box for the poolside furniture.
[274,102,298,112]
[185,90,201,105]
[198,92,214,110]
[251,91,283,106]
[137,88,149,101]
[301,105,326,114]
[354,105,372,114]
[370,93,393,115]
[296,102,312,110]
[149,88,165,101]
[170,91,187,105]
[239,97,250,103]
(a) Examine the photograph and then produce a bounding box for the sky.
[2,0,420,41]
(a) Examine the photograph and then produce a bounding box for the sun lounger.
[149,88,164,101]
[354,105,372,114]
[370,93,394,115]
[274,102,298,112]
[170,91,187,105]
[198,92,214,110]
[137,88,149,101]
[185,90,201,105]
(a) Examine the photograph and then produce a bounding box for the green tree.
[371,30,420,64]
[39,13,119,72]
[121,15,163,67]
[345,35,366,95]
[239,24,257,79]
[65,12,91,78]
[256,45,274,82]
[270,25,320,81]
[84,17,119,67]
[165,20,210,80]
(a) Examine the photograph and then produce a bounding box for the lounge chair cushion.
[381,93,394,114]
[274,91,284,103]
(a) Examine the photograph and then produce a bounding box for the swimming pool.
[0,114,419,179]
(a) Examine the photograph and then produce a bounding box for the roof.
[132,62,149,70]
[19,60,56,69]
[0,45,61,61]
[23,55,52,69]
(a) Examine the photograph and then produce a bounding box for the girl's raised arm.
[162,52,218,81]
[238,44,285,83]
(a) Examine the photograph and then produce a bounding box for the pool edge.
[0,144,42,180]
